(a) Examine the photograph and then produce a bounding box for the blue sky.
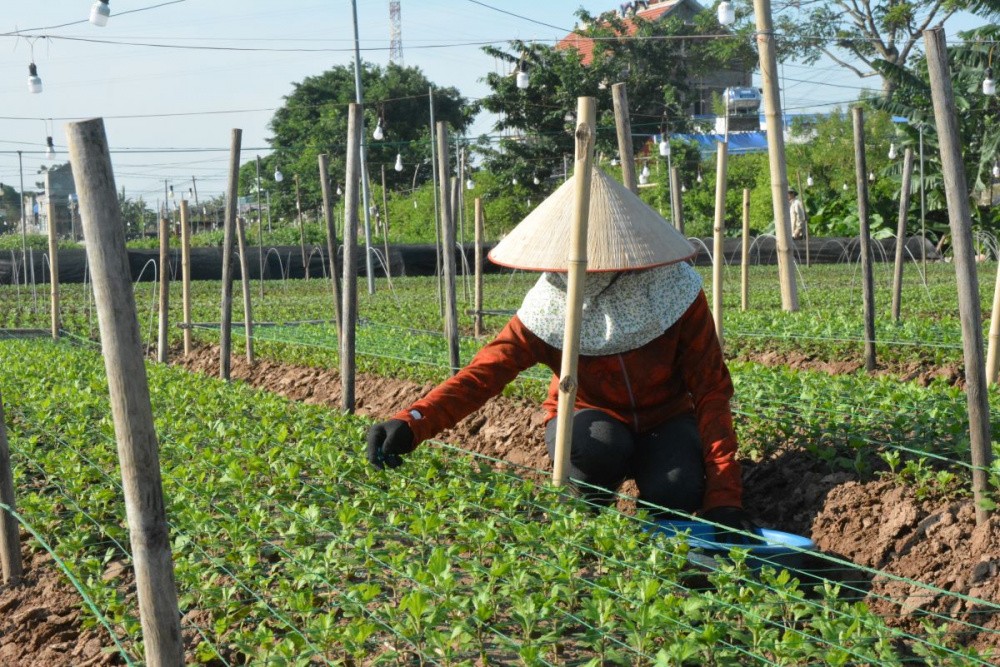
[0,1,983,207]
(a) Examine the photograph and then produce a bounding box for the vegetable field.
[1,262,1000,665]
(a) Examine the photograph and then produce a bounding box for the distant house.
[556,0,752,117]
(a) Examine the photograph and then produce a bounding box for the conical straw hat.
[488,168,695,272]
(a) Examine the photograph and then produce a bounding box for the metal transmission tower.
[389,0,402,65]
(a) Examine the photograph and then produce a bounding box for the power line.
[1,0,189,36]
[461,0,571,33]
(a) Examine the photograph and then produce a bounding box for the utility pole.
[350,0,376,294]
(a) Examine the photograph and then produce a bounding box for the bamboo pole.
[180,200,192,357]
[611,83,637,194]
[380,164,394,290]
[740,188,750,312]
[852,107,877,372]
[987,265,1000,385]
[753,0,799,311]
[437,123,460,374]
[66,117,183,666]
[474,198,484,339]
[553,97,597,487]
[712,141,728,348]
[891,147,915,322]
[0,394,23,585]
[157,217,169,364]
[235,216,255,365]
[220,129,242,382]
[669,166,684,234]
[797,171,810,268]
[341,104,362,413]
[319,154,343,346]
[295,174,308,279]
[926,26,992,524]
[45,172,60,340]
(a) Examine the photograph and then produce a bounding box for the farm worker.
[366,168,752,533]
[789,189,807,240]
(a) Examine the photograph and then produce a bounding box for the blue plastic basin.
[650,520,816,571]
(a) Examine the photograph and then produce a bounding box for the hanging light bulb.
[413,199,418,209]
[696,170,703,184]
[512,177,518,185]
[89,0,110,27]
[659,138,670,157]
[533,176,540,185]
[169,185,175,199]
[717,1,736,26]
[843,183,849,191]
[466,178,474,190]
[993,162,999,179]
[611,157,619,167]
[868,171,875,183]
[336,185,343,196]
[806,174,814,187]
[681,183,687,193]
[188,188,194,200]
[516,65,530,90]
[373,119,384,141]
[641,164,651,179]
[639,171,649,186]
[394,153,404,172]
[273,167,283,183]
[985,67,996,96]
[45,136,55,160]
[27,63,42,94]
[888,143,897,160]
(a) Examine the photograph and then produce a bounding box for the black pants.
[544,409,705,516]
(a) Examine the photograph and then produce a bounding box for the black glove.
[701,506,759,545]
[366,419,416,470]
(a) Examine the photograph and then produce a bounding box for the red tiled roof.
[556,0,683,65]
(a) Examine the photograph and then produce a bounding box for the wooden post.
[235,216,255,365]
[753,0,799,312]
[853,107,877,372]
[553,97,597,487]
[295,174,307,279]
[180,200,192,357]
[612,83,637,194]
[220,129,242,382]
[669,166,684,234]
[319,154,343,346]
[341,104,362,413]
[712,141,728,348]
[157,217,169,364]
[45,172,60,340]
[797,171,811,268]
[891,147,915,322]
[987,264,1000,385]
[740,188,750,312]
[0,394,23,585]
[926,26,992,524]
[65,117,183,666]
[437,122,460,374]
[474,198,484,338]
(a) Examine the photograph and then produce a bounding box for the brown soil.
[0,541,123,666]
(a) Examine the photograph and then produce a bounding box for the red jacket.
[394,291,742,511]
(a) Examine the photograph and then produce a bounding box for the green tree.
[253,62,472,222]
[118,192,154,239]
[727,0,1000,96]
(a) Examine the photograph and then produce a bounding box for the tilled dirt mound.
[0,541,123,666]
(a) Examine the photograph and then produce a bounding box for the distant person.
[789,190,807,241]
[365,168,753,535]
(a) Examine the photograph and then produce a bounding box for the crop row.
[0,337,989,665]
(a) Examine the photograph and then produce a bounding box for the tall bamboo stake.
[157,217,169,364]
[319,154,343,346]
[235,216,255,365]
[45,172,60,340]
[753,0,799,311]
[797,171,810,268]
[474,198,484,339]
[740,188,750,312]
[437,123,460,374]
[612,83,637,194]
[66,117,183,666]
[553,96,597,487]
[0,394,23,585]
[891,147,915,322]
[341,105,362,413]
[380,164,394,290]
[987,265,1000,385]
[295,174,308,279]
[669,166,684,234]
[926,26,992,524]
[853,107,877,372]
[220,129,242,381]
[180,200,192,357]
[712,141,728,348]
